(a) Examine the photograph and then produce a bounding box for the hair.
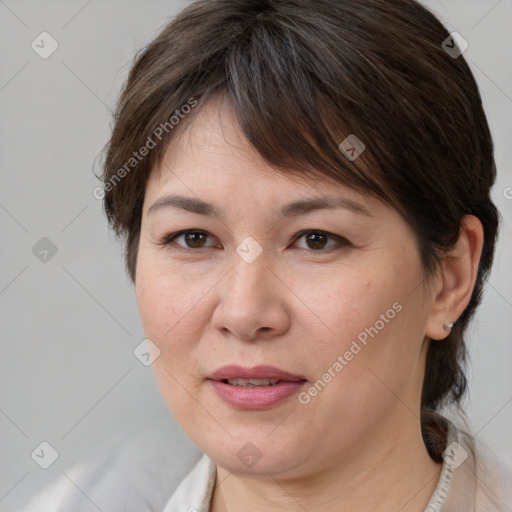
[100,0,499,461]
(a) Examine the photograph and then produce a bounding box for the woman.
[25,0,511,510]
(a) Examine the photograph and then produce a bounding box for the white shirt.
[23,414,512,512]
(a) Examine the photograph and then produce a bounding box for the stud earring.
[444,322,454,331]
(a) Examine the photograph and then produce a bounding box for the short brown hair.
[100,0,499,459]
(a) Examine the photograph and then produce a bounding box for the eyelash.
[157,229,351,253]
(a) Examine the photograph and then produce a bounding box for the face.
[135,97,435,479]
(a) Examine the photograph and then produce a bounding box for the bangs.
[146,5,402,211]
[224,24,390,199]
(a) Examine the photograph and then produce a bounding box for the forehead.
[145,96,374,210]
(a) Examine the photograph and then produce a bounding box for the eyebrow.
[147,194,372,219]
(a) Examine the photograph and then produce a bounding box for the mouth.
[207,364,306,384]
[207,365,307,410]
[219,378,289,387]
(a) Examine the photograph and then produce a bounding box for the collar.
[426,414,476,511]
[163,452,216,512]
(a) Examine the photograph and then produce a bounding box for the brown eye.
[162,230,219,250]
[182,231,208,248]
[304,232,329,250]
[293,230,350,251]
[160,229,349,253]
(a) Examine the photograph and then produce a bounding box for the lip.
[207,365,307,410]
[208,365,306,382]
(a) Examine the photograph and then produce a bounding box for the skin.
[135,96,484,511]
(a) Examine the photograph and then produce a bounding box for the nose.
[211,253,291,342]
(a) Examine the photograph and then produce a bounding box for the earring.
[444,322,454,332]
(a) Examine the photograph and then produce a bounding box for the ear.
[425,215,484,341]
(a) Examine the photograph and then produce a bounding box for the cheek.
[299,284,401,386]
[294,255,425,391]
[135,272,176,342]
[135,261,207,420]
[285,258,409,349]
[135,251,208,339]
[134,253,219,396]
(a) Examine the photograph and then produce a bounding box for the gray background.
[0,0,511,509]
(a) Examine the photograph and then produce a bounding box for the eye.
[158,229,350,253]
[159,230,220,250]
[292,230,350,251]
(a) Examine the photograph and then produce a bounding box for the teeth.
[227,378,280,387]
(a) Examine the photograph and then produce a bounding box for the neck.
[210,415,442,512]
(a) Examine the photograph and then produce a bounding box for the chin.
[202,435,308,478]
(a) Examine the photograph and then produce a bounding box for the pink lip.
[207,365,307,410]
[208,365,306,382]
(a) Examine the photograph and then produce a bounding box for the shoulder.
[469,432,512,511]
[448,424,512,512]
[23,418,204,512]
[427,412,512,512]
